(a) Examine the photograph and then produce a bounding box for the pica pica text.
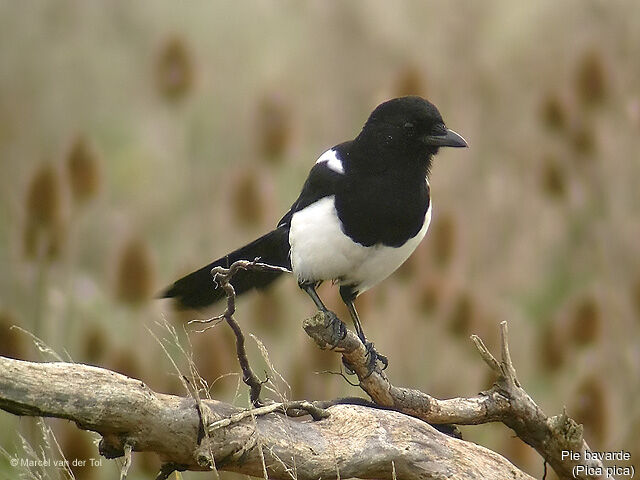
[162,96,467,368]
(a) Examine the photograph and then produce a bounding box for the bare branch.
[0,356,533,480]
[176,258,609,480]
[208,400,330,431]
[304,313,613,480]
[1,259,610,480]
[471,334,501,374]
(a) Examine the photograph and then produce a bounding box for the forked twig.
[188,260,289,406]
[208,399,330,432]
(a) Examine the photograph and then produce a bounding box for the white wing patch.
[315,149,344,174]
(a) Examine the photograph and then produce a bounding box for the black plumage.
[161,96,467,357]
[161,226,290,309]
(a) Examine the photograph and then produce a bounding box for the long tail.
[161,226,291,309]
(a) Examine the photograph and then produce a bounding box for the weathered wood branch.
[304,315,612,480]
[0,356,532,480]
[184,259,605,479]
[0,259,611,480]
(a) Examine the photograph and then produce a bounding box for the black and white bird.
[162,96,467,365]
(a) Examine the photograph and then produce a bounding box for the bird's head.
[356,96,467,171]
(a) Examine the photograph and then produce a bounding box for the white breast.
[289,196,432,295]
[347,201,431,293]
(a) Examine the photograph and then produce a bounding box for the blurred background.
[1,1,639,479]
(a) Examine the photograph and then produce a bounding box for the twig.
[188,260,286,406]
[120,443,132,480]
[209,400,330,431]
[471,322,519,388]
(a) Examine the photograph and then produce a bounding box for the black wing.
[161,226,291,309]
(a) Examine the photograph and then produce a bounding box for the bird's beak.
[424,128,468,148]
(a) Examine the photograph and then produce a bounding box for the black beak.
[424,128,468,148]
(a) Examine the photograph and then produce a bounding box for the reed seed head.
[115,236,155,305]
[256,92,292,162]
[156,35,194,101]
[575,49,608,108]
[66,134,100,204]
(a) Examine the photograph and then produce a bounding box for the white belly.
[289,196,431,294]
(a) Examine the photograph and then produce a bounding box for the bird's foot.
[364,341,388,375]
[342,341,388,378]
[322,310,347,349]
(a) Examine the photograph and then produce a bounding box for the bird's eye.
[403,122,415,130]
[431,123,447,136]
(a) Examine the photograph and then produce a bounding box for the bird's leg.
[300,282,346,345]
[339,286,388,372]
[344,299,389,372]
[301,282,328,311]
[343,300,367,345]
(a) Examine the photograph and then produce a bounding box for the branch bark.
[304,314,613,480]
[0,356,532,480]
[0,256,614,480]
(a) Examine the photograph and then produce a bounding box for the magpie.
[162,96,467,367]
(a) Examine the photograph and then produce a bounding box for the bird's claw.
[322,310,347,349]
[342,341,388,377]
[364,341,388,376]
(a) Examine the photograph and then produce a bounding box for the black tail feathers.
[161,226,291,309]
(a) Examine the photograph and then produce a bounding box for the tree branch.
[0,259,613,480]
[0,356,533,480]
[304,313,613,480]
